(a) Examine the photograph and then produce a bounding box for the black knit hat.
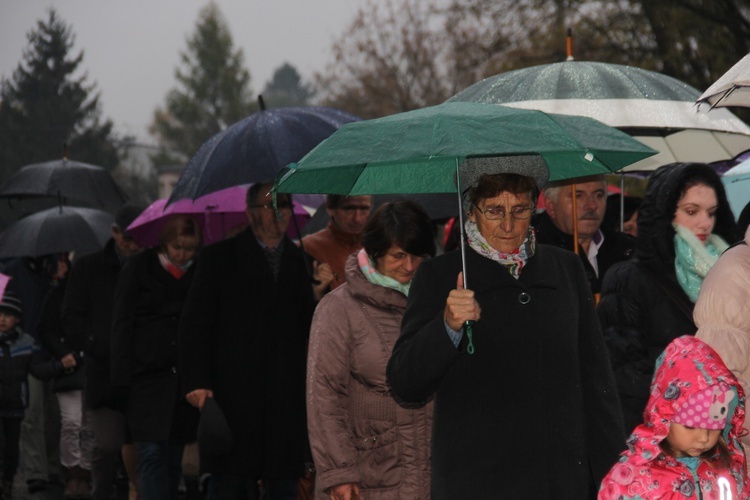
[115,202,146,237]
[0,291,22,317]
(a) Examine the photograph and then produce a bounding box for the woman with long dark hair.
[598,162,738,434]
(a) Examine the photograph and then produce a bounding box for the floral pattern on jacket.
[599,335,749,500]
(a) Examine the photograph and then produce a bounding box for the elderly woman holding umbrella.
[386,157,625,500]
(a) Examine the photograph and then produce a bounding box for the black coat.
[62,239,127,410]
[386,246,625,500]
[533,211,635,295]
[179,228,315,478]
[111,249,198,442]
[39,280,85,393]
[2,257,55,341]
[597,162,738,433]
[0,328,61,416]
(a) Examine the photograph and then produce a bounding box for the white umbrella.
[697,52,750,109]
[450,61,750,171]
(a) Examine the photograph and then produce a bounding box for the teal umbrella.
[274,101,656,195]
[273,101,656,353]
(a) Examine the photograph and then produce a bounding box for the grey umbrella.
[449,60,750,171]
[0,158,128,211]
[0,206,114,259]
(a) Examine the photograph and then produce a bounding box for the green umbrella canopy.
[273,101,657,195]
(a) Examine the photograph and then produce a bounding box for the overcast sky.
[0,0,368,143]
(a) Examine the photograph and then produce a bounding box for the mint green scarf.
[673,224,728,302]
[357,248,411,296]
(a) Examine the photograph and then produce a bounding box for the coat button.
[171,367,177,374]
[518,292,531,304]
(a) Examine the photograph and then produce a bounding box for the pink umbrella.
[127,185,315,247]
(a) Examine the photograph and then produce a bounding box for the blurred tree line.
[0,9,118,178]
[150,4,316,166]
[315,0,750,119]
[2,0,749,196]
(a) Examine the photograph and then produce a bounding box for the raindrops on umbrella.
[167,96,360,204]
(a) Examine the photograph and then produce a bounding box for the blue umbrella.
[168,98,360,204]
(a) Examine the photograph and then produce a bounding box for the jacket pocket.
[353,425,403,489]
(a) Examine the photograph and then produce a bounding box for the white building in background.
[116,139,186,202]
[157,164,185,199]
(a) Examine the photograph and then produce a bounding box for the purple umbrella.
[128,185,317,248]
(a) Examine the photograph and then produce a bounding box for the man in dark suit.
[180,182,330,500]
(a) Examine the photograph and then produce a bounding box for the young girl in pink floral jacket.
[599,335,749,500]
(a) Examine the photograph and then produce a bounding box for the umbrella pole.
[456,164,469,289]
[292,201,318,285]
[620,174,625,232]
[571,184,579,255]
[455,159,475,355]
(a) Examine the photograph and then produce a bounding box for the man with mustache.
[534,175,635,297]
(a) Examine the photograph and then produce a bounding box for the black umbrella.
[0,206,114,259]
[167,97,360,204]
[300,193,459,236]
[0,158,128,211]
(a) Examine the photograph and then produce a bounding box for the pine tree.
[0,8,119,180]
[262,63,315,108]
[150,3,255,160]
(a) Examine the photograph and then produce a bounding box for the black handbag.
[53,363,85,393]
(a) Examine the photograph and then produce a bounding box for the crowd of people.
[0,159,747,500]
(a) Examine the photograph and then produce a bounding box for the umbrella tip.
[566,28,574,61]
[258,95,266,111]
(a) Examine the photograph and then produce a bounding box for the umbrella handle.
[455,158,476,356]
[463,320,475,354]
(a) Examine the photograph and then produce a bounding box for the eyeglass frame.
[472,204,534,221]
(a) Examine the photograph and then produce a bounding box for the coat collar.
[462,244,559,293]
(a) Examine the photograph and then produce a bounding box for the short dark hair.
[468,173,538,209]
[325,194,344,209]
[114,202,146,235]
[361,200,435,261]
[158,215,202,249]
[325,194,371,209]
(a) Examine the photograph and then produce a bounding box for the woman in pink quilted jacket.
[599,335,749,500]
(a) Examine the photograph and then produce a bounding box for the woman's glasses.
[473,205,532,221]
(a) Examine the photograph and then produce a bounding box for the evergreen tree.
[262,63,315,107]
[0,8,119,180]
[150,3,255,158]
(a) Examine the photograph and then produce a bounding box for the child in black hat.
[0,290,62,498]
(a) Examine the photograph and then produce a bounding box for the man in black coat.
[180,183,330,500]
[61,203,143,500]
[534,175,635,297]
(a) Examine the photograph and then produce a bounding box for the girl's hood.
[626,336,746,468]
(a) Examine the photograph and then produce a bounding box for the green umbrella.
[274,101,656,195]
[273,101,656,353]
